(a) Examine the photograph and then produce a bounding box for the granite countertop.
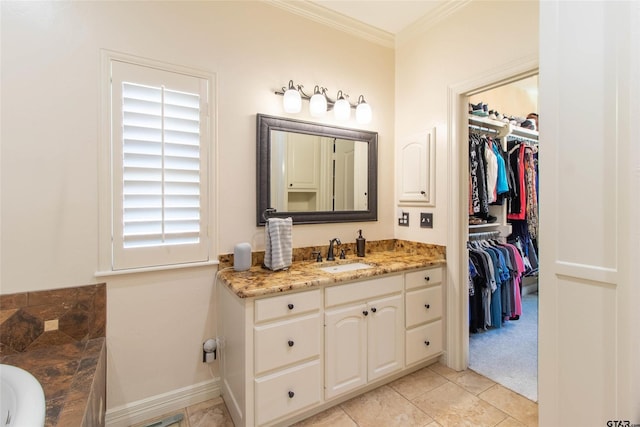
[218,240,446,298]
[0,337,106,427]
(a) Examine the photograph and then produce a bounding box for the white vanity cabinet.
[218,265,444,427]
[324,275,403,399]
[404,267,444,366]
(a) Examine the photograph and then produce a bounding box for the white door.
[324,303,367,399]
[539,1,640,425]
[367,294,403,381]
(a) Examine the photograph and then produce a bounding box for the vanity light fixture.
[282,80,302,113]
[275,80,372,124]
[309,86,328,117]
[333,90,351,121]
[356,95,372,124]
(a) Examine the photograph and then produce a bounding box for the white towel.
[264,217,292,271]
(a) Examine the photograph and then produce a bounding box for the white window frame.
[98,51,216,274]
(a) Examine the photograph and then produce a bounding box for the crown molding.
[396,0,472,47]
[267,0,395,48]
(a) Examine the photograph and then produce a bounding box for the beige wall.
[0,0,394,412]
[394,0,539,246]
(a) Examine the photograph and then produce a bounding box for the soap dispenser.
[356,229,366,257]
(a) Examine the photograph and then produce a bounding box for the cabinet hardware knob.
[424,340,430,346]
[371,307,377,313]
[287,303,294,310]
[424,276,430,281]
[289,183,293,187]
[420,190,426,195]
[288,340,294,347]
[363,310,368,316]
[288,391,295,398]
[425,304,430,309]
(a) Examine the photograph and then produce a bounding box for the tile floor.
[133,363,538,427]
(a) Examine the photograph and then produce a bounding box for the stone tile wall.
[0,283,106,355]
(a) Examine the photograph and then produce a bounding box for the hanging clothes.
[469,132,510,217]
[468,238,525,333]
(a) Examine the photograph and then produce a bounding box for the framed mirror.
[257,114,378,225]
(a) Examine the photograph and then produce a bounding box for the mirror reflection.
[256,114,378,225]
[270,130,369,213]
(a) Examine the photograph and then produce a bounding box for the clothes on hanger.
[468,238,525,333]
[469,132,510,219]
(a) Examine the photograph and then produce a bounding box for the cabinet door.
[287,135,320,189]
[397,129,435,206]
[367,294,403,381]
[324,303,367,399]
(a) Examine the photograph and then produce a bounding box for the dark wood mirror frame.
[256,114,378,226]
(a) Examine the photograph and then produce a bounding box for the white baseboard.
[105,378,221,427]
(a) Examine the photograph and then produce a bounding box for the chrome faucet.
[327,238,341,261]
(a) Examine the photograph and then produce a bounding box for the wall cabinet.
[397,128,436,206]
[219,266,444,427]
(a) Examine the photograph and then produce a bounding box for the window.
[102,54,214,271]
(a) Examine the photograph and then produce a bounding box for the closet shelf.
[468,115,539,142]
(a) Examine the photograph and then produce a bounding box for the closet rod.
[468,230,501,241]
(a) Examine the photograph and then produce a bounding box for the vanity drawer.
[255,359,321,426]
[255,289,321,323]
[405,285,443,328]
[405,267,443,291]
[406,320,443,366]
[325,274,402,308]
[254,313,321,375]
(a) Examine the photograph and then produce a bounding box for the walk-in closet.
[466,76,539,401]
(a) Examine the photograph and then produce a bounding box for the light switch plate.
[398,212,409,227]
[420,212,433,228]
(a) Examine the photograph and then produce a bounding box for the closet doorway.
[465,76,539,402]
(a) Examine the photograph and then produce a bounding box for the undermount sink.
[318,262,373,274]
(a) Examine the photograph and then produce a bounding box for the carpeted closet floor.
[469,292,538,402]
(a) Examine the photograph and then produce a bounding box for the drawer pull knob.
[288,340,294,347]
[424,276,430,281]
[371,307,377,313]
[363,310,368,316]
[288,391,295,398]
[287,303,294,310]
[424,340,430,346]
[425,304,430,309]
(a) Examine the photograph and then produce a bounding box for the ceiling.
[308,0,446,34]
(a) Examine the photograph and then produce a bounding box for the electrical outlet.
[420,212,433,228]
[398,212,409,227]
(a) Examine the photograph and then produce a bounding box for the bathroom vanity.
[217,241,445,427]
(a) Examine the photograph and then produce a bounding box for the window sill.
[95,260,220,278]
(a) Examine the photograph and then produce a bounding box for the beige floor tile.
[427,362,459,380]
[496,417,527,426]
[449,369,496,395]
[130,409,188,427]
[479,385,538,427]
[341,385,434,427]
[412,381,508,427]
[292,405,357,427]
[186,397,234,427]
[389,366,449,400]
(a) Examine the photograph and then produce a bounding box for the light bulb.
[283,81,301,113]
[309,86,327,117]
[334,91,350,121]
[356,96,372,124]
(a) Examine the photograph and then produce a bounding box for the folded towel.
[264,217,292,271]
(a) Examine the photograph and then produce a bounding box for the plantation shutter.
[111,60,210,270]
